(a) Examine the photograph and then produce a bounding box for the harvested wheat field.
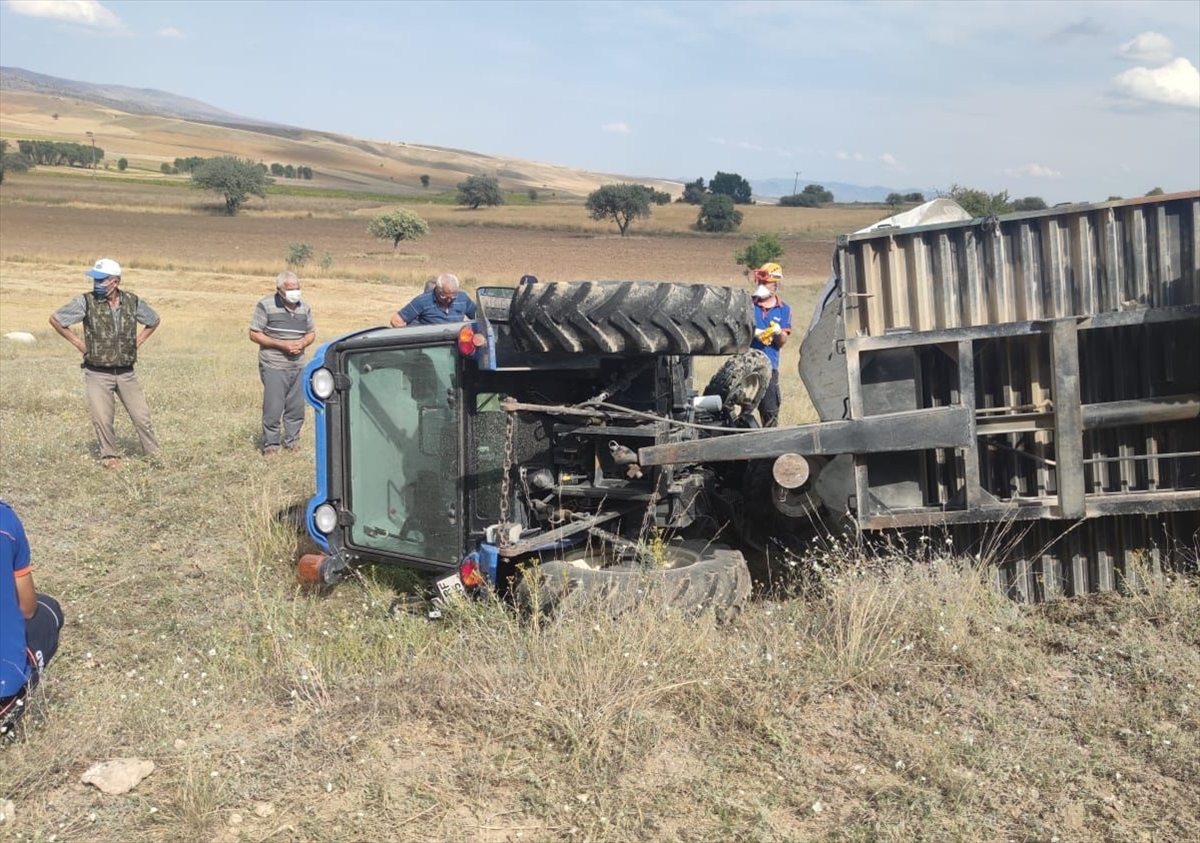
[1,174,1198,843]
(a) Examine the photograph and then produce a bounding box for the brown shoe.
[101,457,122,470]
[262,447,280,457]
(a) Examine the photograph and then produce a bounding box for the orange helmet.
[752,262,783,284]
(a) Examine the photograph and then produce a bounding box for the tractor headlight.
[310,367,335,400]
[313,503,338,535]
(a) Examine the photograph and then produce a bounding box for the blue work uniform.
[750,297,792,427]
[1,501,62,707]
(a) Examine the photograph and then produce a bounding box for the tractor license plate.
[435,572,466,602]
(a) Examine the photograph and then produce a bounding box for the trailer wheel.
[704,350,772,420]
[508,281,753,355]
[518,539,752,622]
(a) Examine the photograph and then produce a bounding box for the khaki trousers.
[83,368,160,459]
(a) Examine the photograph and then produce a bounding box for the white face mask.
[752,284,772,300]
[283,289,302,304]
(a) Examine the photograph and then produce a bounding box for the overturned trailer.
[642,191,1200,600]
[300,191,1198,613]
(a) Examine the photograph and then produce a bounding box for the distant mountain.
[749,177,935,205]
[0,66,287,128]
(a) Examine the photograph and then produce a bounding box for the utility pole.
[86,131,96,181]
[792,171,801,196]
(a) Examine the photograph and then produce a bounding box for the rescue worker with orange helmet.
[749,262,792,427]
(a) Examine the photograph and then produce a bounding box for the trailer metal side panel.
[815,193,1200,597]
[840,192,1200,337]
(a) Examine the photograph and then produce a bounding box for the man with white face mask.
[49,258,161,469]
[749,262,792,428]
[249,272,316,455]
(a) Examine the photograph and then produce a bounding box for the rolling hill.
[1,66,915,203]
[0,66,683,198]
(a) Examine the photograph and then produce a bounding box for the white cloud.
[2,0,120,28]
[1111,57,1200,110]
[879,152,899,166]
[156,26,184,39]
[602,122,630,134]
[1117,32,1174,66]
[1003,163,1063,179]
[836,151,865,162]
[736,141,762,152]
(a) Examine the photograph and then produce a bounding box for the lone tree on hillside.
[420,174,431,189]
[681,177,707,204]
[456,174,504,209]
[1011,196,1048,211]
[368,209,431,250]
[780,184,835,207]
[585,184,653,236]
[943,184,1011,217]
[735,233,785,271]
[695,194,743,232]
[709,171,753,204]
[191,156,272,215]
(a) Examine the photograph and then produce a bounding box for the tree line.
[13,140,105,168]
[269,163,314,180]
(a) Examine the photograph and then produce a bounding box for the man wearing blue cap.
[49,258,162,469]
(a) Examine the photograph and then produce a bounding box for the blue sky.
[1,0,1197,203]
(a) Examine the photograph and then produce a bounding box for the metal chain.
[498,400,516,545]
[637,467,666,547]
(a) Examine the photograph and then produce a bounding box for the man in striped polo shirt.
[249,272,316,455]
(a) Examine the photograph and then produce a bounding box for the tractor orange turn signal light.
[457,325,485,357]
[298,554,327,584]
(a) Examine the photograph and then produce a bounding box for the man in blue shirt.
[1,500,64,736]
[749,262,793,427]
[390,273,477,327]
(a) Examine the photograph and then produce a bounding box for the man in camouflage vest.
[49,258,161,469]
[249,271,316,455]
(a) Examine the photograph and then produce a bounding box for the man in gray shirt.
[49,258,161,469]
[249,272,316,455]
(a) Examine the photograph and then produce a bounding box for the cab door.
[336,338,463,570]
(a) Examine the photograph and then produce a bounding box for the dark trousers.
[26,594,63,686]
[757,369,782,428]
[1,594,61,730]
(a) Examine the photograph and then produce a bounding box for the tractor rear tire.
[704,350,772,420]
[518,539,752,622]
[508,280,752,355]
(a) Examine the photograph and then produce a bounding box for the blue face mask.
[93,281,109,299]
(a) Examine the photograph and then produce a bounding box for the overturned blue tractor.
[298,191,1200,613]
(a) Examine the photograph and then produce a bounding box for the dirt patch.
[0,202,836,286]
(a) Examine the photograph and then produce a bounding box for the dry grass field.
[1,172,1199,843]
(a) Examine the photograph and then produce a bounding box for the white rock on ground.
[0,799,14,824]
[81,758,156,795]
[3,332,36,344]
